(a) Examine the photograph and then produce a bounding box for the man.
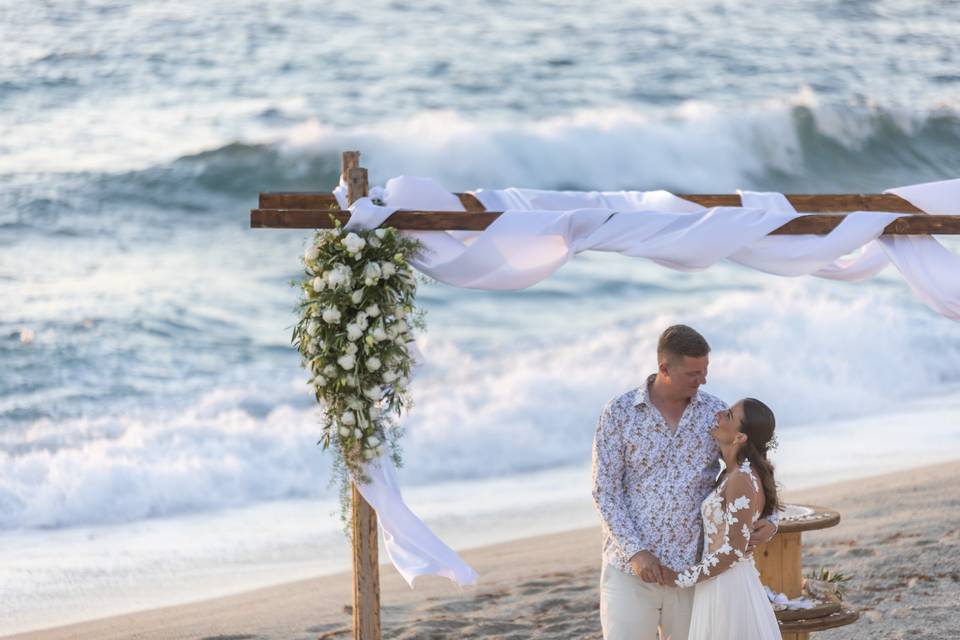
[592,324,778,640]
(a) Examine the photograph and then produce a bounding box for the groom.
[591,324,778,640]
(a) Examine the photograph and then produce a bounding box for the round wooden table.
[754,504,858,640]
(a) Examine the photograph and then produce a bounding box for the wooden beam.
[250,208,960,235]
[341,151,382,640]
[259,191,924,213]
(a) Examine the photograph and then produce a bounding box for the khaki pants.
[600,563,694,640]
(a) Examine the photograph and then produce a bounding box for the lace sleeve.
[674,470,761,587]
[591,401,647,561]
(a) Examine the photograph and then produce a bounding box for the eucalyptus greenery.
[292,219,424,526]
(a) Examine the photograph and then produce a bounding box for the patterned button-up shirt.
[591,374,727,576]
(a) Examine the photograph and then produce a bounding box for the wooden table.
[754,504,858,640]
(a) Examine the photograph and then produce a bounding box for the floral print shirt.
[591,374,727,575]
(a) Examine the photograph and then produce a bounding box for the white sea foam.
[280,92,960,192]
[2,274,958,531]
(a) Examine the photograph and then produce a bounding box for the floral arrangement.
[292,220,423,523]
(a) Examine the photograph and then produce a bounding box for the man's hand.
[747,518,777,553]
[629,550,664,585]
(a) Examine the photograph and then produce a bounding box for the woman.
[659,398,783,640]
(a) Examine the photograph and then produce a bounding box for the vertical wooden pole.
[342,151,381,640]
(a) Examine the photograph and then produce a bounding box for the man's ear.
[658,360,669,376]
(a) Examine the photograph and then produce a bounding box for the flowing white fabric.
[332,175,959,589]
[356,452,479,588]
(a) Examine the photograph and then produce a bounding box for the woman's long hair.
[733,398,782,519]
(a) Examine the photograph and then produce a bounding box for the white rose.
[342,232,366,254]
[365,304,381,318]
[375,229,387,239]
[372,326,388,342]
[311,276,325,292]
[322,308,341,324]
[339,426,351,437]
[305,244,320,262]
[307,320,320,336]
[365,357,381,371]
[340,411,356,426]
[348,398,364,411]
[368,237,382,249]
[363,262,382,283]
[368,436,380,448]
[350,289,364,304]
[345,342,358,356]
[395,307,407,319]
[369,406,381,419]
[323,364,336,376]
[346,323,363,341]
[326,264,352,289]
[355,312,369,330]
[345,374,358,387]
[394,319,408,334]
[353,428,363,440]
[362,449,374,460]
[363,385,383,400]
[381,261,396,277]
[382,370,398,383]
[337,354,356,369]
[312,375,327,387]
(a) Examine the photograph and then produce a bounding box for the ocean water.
[3,0,960,633]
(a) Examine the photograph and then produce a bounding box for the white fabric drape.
[332,176,959,588]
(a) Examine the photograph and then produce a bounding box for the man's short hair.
[657,325,710,363]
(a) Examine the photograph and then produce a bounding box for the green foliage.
[804,567,851,600]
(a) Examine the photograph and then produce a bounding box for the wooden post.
[342,151,381,640]
[756,532,808,640]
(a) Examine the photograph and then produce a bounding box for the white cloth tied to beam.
[333,176,960,588]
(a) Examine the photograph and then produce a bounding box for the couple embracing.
[592,325,783,640]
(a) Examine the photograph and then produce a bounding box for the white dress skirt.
[675,460,783,640]
[688,557,782,640]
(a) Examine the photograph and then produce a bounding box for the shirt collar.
[633,373,705,407]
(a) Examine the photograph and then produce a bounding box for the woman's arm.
[663,471,761,587]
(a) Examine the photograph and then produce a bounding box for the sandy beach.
[6,458,958,640]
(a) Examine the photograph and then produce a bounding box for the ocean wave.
[10,94,960,224]
[2,276,959,530]
[139,95,960,202]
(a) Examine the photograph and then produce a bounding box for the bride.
[658,398,783,640]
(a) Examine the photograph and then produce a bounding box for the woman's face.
[711,400,745,447]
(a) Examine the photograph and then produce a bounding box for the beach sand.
[6,459,959,640]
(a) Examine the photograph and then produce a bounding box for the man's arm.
[591,401,648,566]
[746,506,780,552]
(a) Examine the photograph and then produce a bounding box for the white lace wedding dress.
[675,459,782,640]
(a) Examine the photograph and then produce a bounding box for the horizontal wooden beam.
[250,208,960,235]
[259,192,926,214]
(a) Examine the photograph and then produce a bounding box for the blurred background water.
[2,0,960,633]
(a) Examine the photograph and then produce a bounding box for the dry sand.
[6,460,959,640]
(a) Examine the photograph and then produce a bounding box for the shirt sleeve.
[674,471,760,587]
[591,401,647,562]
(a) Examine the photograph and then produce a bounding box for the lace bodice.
[675,458,763,588]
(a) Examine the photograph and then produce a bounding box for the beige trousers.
[600,563,694,640]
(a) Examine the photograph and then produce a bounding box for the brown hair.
[735,398,782,519]
[657,325,710,363]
